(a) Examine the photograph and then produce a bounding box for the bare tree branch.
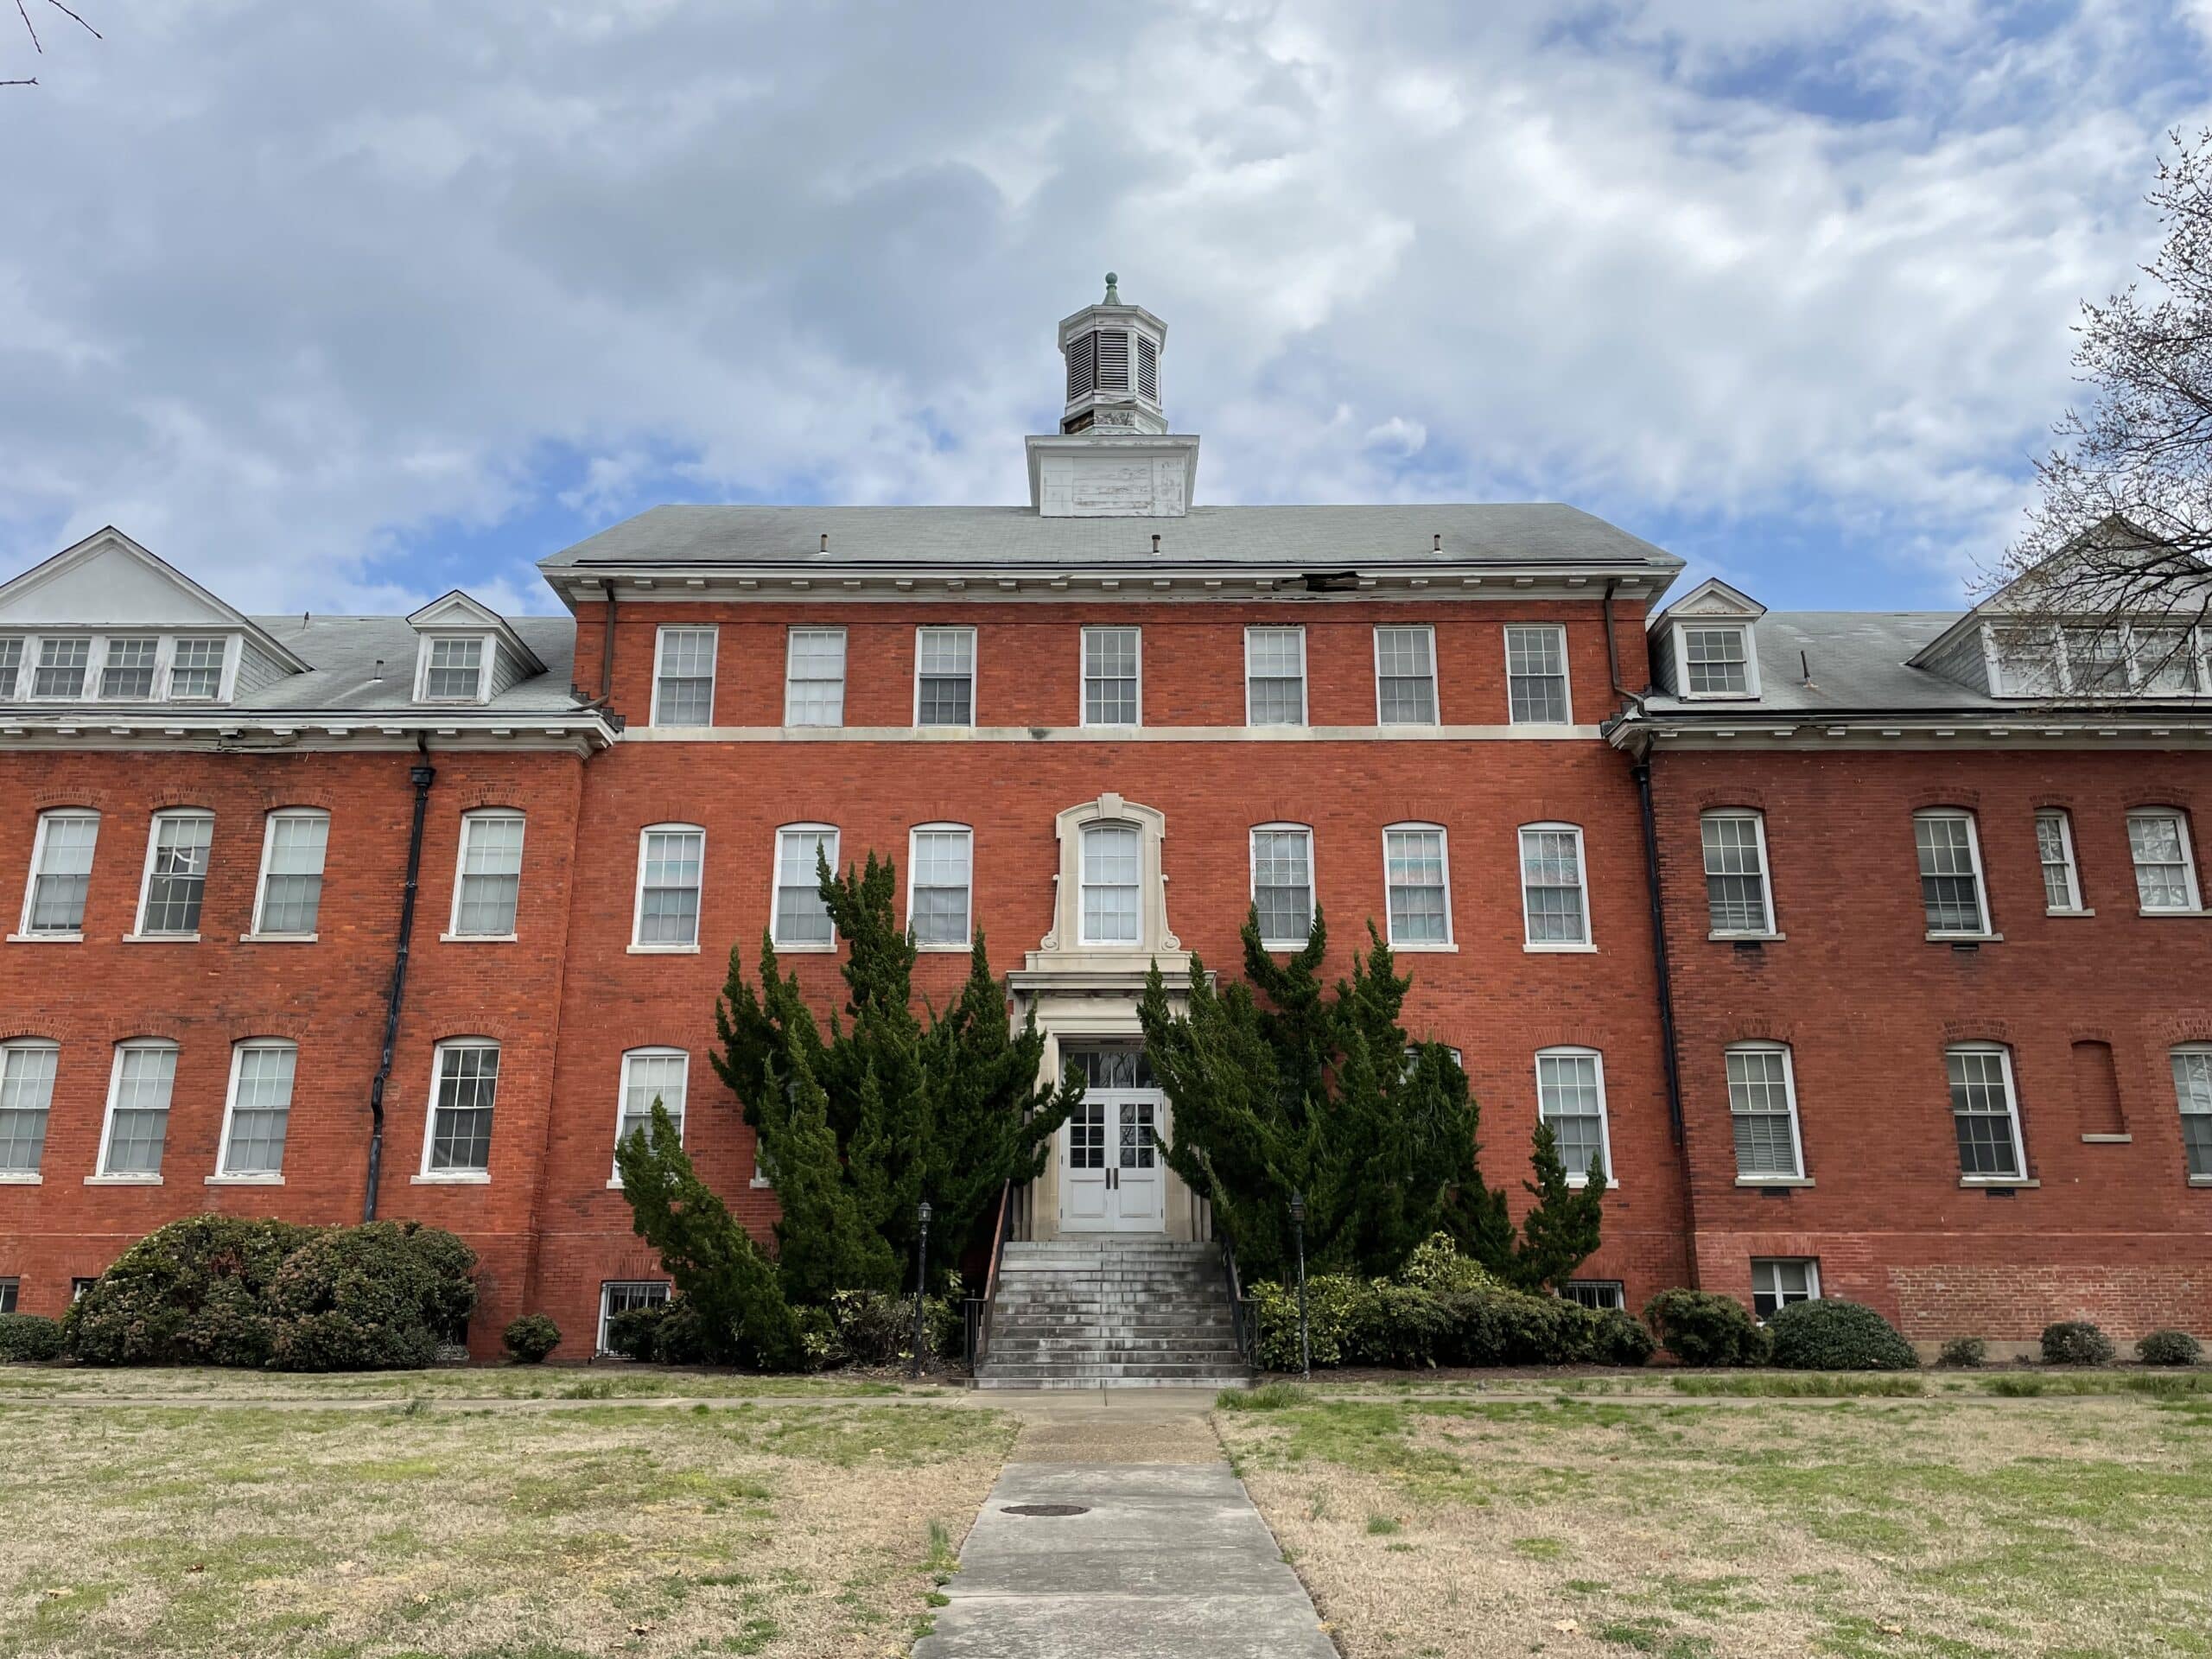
[4,0,97,84]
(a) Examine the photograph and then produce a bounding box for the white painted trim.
[770,823,841,950]
[1503,621,1574,725]
[782,626,848,728]
[2034,808,2085,913]
[1243,625,1307,728]
[1517,821,1592,950]
[1912,808,1994,938]
[912,625,977,728]
[1750,1256,1821,1311]
[1725,1040,1806,1181]
[448,809,526,939]
[1381,821,1453,948]
[18,807,98,938]
[97,1038,178,1179]
[631,823,707,950]
[1077,818,1146,948]
[1371,623,1440,727]
[649,624,719,728]
[214,1038,296,1179]
[1248,822,1316,949]
[1670,620,1762,700]
[419,1037,500,1179]
[906,822,974,950]
[1079,625,1143,728]
[1944,1041,2029,1181]
[1535,1044,1617,1188]
[412,631,495,705]
[596,1279,672,1357]
[615,721,1607,744]
[2126,806,2204,914]
[1700,808,1779,938]
[250,807,329,938]
[131,808,214,938]
[0,1038,58,1179]
[611,1046,690,1183]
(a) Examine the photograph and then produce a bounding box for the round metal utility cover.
[1001,1503,1090,1517]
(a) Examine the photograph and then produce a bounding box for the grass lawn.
[1217,1386,2212,1658]
[0,1389,1013,1658]
[0,1365,936,1402]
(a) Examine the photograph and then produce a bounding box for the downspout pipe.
[365,748,437,1222]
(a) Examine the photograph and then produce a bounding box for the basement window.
[1751,1258,1819,1319]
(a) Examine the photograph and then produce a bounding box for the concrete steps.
[975,1237,1250,1390]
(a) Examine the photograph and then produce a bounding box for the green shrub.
[0,1313,64,1363]
[1351,1282,1457,1367]
[1249,1261,1655,1371]
[1643,1289,1771,1368]
[1765,1300,1917,1371]
[263,1222,478,1372]
[821,1287,962,1368]
[64,1215,315,1366]
[605,1298,713,1364]
[1250,1274,1369,1370]
[1588,1307,1657,1366]
[1938,1335,1987,1368]
[1396,1232,1504,1296]
[2137,1329,2203,1367]
[503,1314,561,1364]
[2041,1320,2116,1366]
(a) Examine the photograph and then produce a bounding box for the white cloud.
[0,0,2202,613]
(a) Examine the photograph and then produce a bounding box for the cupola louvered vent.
[1065,332,1096,402]
[1096,330,1130,391]
[1136,335,1157,402]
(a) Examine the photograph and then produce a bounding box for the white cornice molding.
[1612,714,2212,753]
[622,722,1605,744]
[0,710,617,755]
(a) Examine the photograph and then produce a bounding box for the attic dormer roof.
[406,588,547,677]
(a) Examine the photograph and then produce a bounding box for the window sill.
[85,1173,162,1185]
[410,1172,491,1185]
[206,1173,283,1185]
[2139,907,2209,918]
[2046,907,2095,918]
[6,931,81,944]
[1735,1175,1814,1187]
[770,942,838,954]
[0,1171,41,1185]
[1709,931,1784,943]
[121,932,200,944]
[626,943,701,956]
[440,932,518,944]
[2191,1175,2212,1188]
[2080,1133,2133,1144]
[750,1174,773,1189]
[1960,1176,2039,1189]
[914,942,973,954]
[239,931,318,944]
[1393,942,1459,953]
[606,1178,626,1191]
[1926,931,2002,944]
[1524,941,1597,954]
[1564,1178,1621,1191]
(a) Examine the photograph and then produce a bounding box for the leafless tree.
[1983,130,2212,696]
[3,0,99,86]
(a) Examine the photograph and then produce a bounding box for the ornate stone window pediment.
[1033,793,1181,966]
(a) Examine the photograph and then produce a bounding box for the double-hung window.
[168,639,226,699]
[1250,825,1315,947]
[633,825,705,949]
[451,811,524,938]
[772,825,839,948]
[136,810,213,937]
[253,810,328,936]
[1681,626,1752,696]
[1244,627,1306,726]
[423,1040,499,1178]
[1700,811,1775,935]
[1535,1047,1612,1185]
[2127,809,2202,913]
[1914,810,1990,936]
[1382,824,1450,946]
[99,638,159,700]
[1078,823,1141,944]
[1751,1259,1819,1318]
[1374,626,1438,725]
[2035,810,2083,912]
[1946,1044,2026,1179]
[651,626,717,727]
[614,1048,688,1178]
[21,810,99,936]
[1504,624,1570,723]
[784,628,847,727]
[32,638,90,699]
[99,1039,177,1178]
[907,824,972,948]
[421,638,486,702]
[1082,627,1141,727]
[218,1040,296,1178]
[0,1039,59,1178]
[2171,1047,2212,1180]
[1520,823,1591,948]
[0,638,22,698]
[915,627,976,727]
[1727,1044,1804,1180]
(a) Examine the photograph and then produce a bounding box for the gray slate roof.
[1645,611,1991,715]
[541,503,1683,573]
[232,614,581,714]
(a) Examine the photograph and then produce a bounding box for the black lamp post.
[1289,1188,1310,1381]
[911,1198,933,1376]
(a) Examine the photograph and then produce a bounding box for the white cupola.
[1027,273,1200,519]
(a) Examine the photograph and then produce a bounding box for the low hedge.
[2041,1320,2116,1366]
[504,1314,562,1363]
[604,1287,963,1370]
[1643,1288,1770,1367]
[2137,1329,2203,1367]
[66,1217,476,1371]
[1938,1335,1988,1369]
[0,1313,65,1363]
[1765,1299,1917,1371]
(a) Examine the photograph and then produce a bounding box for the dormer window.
[1653,578,1765,702]
[404,590,543,710]
[421,637,488,702]
[99,638,159,700]
[1681,625,1753,696]
[168,639,226,700]
[1986,620,2209,698]
[33,638,88,699]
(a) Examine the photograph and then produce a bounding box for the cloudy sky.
[3,1,2207,616]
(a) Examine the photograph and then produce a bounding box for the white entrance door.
[1061,1090,1165,1232]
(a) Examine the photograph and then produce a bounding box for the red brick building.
[0,283,2204,1358]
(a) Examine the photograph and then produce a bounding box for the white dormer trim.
[406,590,546,707]
[1652,577,1765,702]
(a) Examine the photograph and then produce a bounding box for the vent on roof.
[1096,330,1130,391]
[1136,335,1157,402]
[1065,333,1097,401]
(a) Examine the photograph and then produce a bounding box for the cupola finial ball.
[1103,270,1120,303]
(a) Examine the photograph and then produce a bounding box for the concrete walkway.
[914,1390,1338,1659]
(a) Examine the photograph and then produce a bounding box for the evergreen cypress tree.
[1507,1123,1607,1292]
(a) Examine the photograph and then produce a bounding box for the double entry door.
[1061,1088,1164,1231]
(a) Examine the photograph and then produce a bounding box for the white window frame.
[447,810,526,941]
[1562,1280,1625,1312]
[1672,622,1761,700]
[1249,823,1317,950]
[1726,1042,1806,1182]
[2035,808,2085,914]
[597,1279,671,1356]
[1984,619,2212,699]
[1945,1041,2030,1184]
[649,625,719,728]
[2171,1045,2212,1185]
[1080,626,1143,728]
[0,1037,60,1181]
[1750,1257,1821,1319]
[913,626,977,728]
[27,634,94,702]
[1503,623,1574,725]
[1372,624,1440,727]
[1535,1045,1616,1188]
[1077,820,1143,947]
[631,823,707,953]
[213,1038,297,1184]
[414,632,494,704]
[783,626,848,728]
[1700,810,1777,938]
[1381,822,1453,950]
[16,808,99,940]
[1519,822,1593,951]
[1243,626,1308,728]
[94,1038,178,1183]
[1913,809,1994,939]
[906,822,974,951]
[417,1038,499,1183]
[2126,807,2203,915]
[248,808,329,939]
[771,824,841,950]
[130,808,214,940]
[167,636,232,702]
[611,1046,690,1185]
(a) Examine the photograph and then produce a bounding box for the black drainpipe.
[599,584,617,700]
[365,747,437,1222]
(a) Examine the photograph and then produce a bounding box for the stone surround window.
[772,825,839,948]
[1751,1258,1819,1318]
[1727,1043,1804,1180]
[21,809,99,937]
[784,628,847,727]
[613,1048,688,1181]
[1519,823,1591,949]
[1535,1046,1612,1185]
[218,1040,296,1179]
[1082,626,1140,727]
[1079,823,1141,944]
[1914,810,1992,937]
[1946,1044,2025,1179]
[252,809,328,937]
[423,1040,499,1178]
[651,626,717,727]
[133,810,213,938]
[1250,825,1314,948]
[1244,626,1306,727]
[0,1039,58,1177]
[99,1040,177,1179]
[2171,1047,2212,1180]
[907,824,972,949]
[632,825,705,950]
[915,627,976,727]
[1701,810,1775,936]
[2036,810,2083,912]
[1504,624,1571,723]
[2127,809,2202,914]
[1373,626,1438,725]
[451,811,525,938]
